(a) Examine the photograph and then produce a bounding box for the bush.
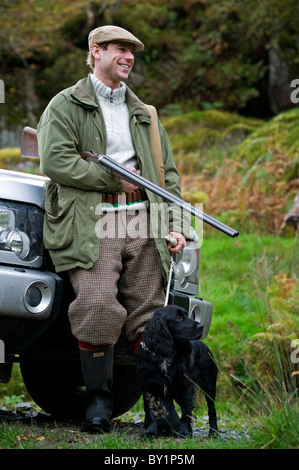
[162,108,299,235]
[0,148,41,173]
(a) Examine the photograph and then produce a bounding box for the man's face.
[92,42,135,89]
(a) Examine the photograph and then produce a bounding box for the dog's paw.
[177,423,192,438]
[142,430,158,440]
[142,424,158,440]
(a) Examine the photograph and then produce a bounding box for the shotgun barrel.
[91,151,239,238]
[20,127,239,238]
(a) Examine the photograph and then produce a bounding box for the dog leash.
[164,235,178,306]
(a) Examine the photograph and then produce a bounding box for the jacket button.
[89,243,93,248]
[90,206,94,211]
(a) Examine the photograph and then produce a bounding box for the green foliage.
[0,147,41,173]
[37,50,90,101]
[1,0,299,122]
[2,394,25,411]
[235,107,299,166]
[0,364,30,402]
[160,108,299,234]
[161,109,263,156]
[200,234,299,423]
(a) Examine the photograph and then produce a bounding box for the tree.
[0,0,298,135]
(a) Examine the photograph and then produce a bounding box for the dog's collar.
[140,341,157,356]
[140,341,173,360]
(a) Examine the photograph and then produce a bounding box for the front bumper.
[0,265,59,320]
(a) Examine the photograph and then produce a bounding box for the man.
[37,25,187,433]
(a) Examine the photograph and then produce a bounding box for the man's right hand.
[121,167,139,193]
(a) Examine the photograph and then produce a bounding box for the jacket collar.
[126,87,151,119]
[70,74,151,119]
[70,75,98,108]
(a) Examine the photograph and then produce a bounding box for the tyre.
[19,356,142,420]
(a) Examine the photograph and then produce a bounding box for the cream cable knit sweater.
[90,74,138,171]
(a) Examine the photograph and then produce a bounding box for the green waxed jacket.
[37,75,186,283]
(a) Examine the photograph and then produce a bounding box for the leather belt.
[102,189,148,206]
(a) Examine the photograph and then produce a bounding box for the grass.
[199,233,299,449]
[200,233,299,357]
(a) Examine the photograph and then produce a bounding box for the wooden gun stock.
[21,126,39,159]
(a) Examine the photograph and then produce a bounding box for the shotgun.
[21,126,239,238]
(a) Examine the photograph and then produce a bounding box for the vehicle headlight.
[0,201,44,262]
[173,227,200,293]
[0,207,15,231]
[0,228,30,259]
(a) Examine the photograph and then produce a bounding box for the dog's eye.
[176,314,183,321]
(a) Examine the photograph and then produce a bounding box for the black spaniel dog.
[136,305,218,439]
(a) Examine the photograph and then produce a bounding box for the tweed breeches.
[68,210,165,347]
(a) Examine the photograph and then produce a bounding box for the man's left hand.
[166,232,186,253]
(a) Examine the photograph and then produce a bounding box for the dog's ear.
[156,305,188,317]
[143,309,174,356]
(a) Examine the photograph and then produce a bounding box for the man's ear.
[91,44,101,60]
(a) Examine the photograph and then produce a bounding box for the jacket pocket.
[43,184,75,250]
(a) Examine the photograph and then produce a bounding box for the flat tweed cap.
[88,25,144,51]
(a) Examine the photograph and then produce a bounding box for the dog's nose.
[196,323,204,332]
